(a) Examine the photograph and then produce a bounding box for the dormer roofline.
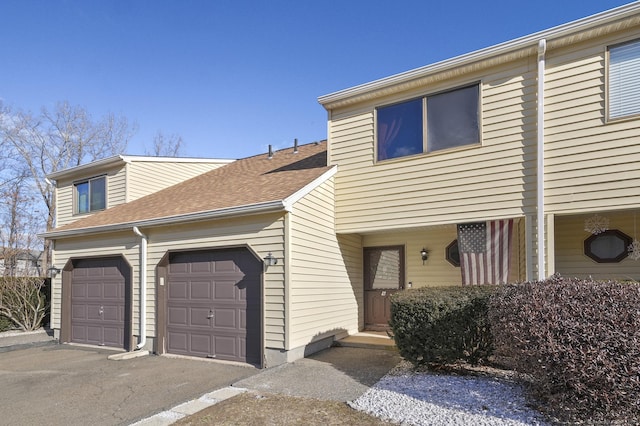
[46,155,234,180]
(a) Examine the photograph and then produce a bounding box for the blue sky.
[0,1,634,159]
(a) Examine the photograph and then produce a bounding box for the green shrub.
[489,274,640,423]
[389,285,497,366]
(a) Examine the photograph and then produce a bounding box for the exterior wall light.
[264,252,278,266]
[420,248,429,264]
[48,266,61,277]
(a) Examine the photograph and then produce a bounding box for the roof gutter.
[46,155,128,180]
[132,226,147,350]
[40,200,287,239]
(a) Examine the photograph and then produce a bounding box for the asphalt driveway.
[0,345,258,425]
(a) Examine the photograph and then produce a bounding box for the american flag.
[457,219,514,285]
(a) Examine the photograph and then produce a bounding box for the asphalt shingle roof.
[54,141,329,233]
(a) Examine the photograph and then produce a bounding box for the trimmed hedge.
[389,285,497,366]
[489,274,640,422]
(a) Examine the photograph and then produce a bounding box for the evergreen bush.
[389,285,497,366]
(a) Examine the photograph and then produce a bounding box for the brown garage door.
[70,258,129,349]
[166,248,261,365]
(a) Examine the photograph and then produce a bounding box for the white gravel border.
[349,361,549,425]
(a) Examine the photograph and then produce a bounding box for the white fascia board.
[318,2,640,107]
[47,155,236,180]
[40,200,286,239]
[119,155,236,164]
[47,155,126,180]
[282,166,338,212]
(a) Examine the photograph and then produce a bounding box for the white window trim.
[607,38,640,122]
[374,81,483,163]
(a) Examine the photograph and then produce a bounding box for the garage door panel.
[213,308,237,329]
[169,280,189,299]
[214,280,238,300]
[102,305,120,321]
[167,332,188,352]
[72,283,86,298]
[168,262,189,274]
[239,309,247,329]
[102,266,122,277]
[166,248,261,364]
[85,326,102,344]
[86,305,103,320]
[190,261,213,273]
[103,327,122,347]
[190,307,212,327]
[87,283,104,298]
[239,337,247,359]
[213,335,238,359]
[168,307,188,326]
[213,259,237,272]
[102,282,122,299]
[72,326,86,341]
[191,280,212,299]
[72,305,87,320]
[190,334,212,355]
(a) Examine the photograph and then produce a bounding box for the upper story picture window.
[75,176,106,214]
[608,38,640,120]
[376,83,480,161]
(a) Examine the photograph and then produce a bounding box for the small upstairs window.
[608,38,640,120]
[75,176,106,214]
[376,83,480,162]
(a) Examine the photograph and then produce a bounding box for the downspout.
[536,39,547,280]
[133,226,147,350]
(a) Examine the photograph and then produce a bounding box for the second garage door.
[166,248,261,365]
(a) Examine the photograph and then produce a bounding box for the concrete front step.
[334,332,397,350]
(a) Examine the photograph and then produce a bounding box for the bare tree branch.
[146,131,185,157]
[0,101,138,272]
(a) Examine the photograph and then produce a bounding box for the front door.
[364,246,405,330]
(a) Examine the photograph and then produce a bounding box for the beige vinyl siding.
[545,33,640,215]
[288,178,360,348]
[50,231,138,330]
[108,165,127,207]
[336,233,364,328]
[329,59,537,234]
[126,161,227,202]
[54,179,74,228]
[554,212,640,281]
[51,213,287,350]
[55,165,126,227]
